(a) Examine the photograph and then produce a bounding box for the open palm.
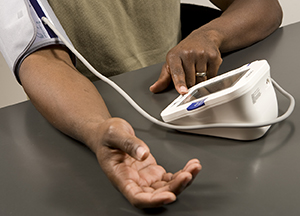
[96,118,201,208]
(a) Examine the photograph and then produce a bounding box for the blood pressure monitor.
[160,60,279,140]
[42,17,295,141]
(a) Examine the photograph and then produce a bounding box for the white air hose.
[42,17,295,130]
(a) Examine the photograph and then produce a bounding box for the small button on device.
[187,99,206,111]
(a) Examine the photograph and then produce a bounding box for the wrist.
[80,117,111,154]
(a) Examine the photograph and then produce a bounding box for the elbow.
[275,2,283,27]
[258,1,283,41]
[270,1,283,31]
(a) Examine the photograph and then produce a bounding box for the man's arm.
[150,0,283,94]
[19,45,201,208]
[209,0,282,52]
[19,46,110,150]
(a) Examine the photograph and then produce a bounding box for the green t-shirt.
[48,0,181,80]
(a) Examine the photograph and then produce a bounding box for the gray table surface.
[1,22,299,216]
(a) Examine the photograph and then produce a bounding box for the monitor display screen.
[179,69,248,105]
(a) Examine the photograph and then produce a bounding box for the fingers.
[206,55,222,79]
[150,50,222,95]
[181,159,202,186]
[151,159,202,195]
[183,158,202,175]
[195,57,208,84]
[168,159,202,194]
[96,118,203,209]
[133,192,176,208]
[124,181,177,208]
[125,183,177,208]
[157,159,202,196]
[149,63,177,94]
[150,30,223,95]
[167,51,190,95]
[123,172,192,208]
[127,159,202,208]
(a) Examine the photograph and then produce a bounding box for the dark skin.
[19,47,201,208]
[19,0,282,209]
[150,0,283,95]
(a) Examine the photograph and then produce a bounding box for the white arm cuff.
[0,0,75,83]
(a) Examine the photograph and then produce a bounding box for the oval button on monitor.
[187,99,206,111]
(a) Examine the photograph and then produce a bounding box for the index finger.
[167,57,188,95]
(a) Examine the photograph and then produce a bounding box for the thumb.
[120,133,150,161]
[149,63,172,93]
[102,118,150,161]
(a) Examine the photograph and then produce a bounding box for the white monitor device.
[161,60,279,140]
[42,17,295,141]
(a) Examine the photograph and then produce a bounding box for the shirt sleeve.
[0,0,75,84]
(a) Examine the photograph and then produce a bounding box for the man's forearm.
[206,0,283,52]
[19,46,111,152]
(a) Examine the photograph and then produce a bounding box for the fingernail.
[136,147,146,160]
[164,197,176,205]
[182,176,192,188]
[179,86,188,94]
[149,83,156,91]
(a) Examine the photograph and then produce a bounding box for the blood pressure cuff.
[0,0,75,84]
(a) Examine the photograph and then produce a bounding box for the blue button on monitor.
[187,99,206,111]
